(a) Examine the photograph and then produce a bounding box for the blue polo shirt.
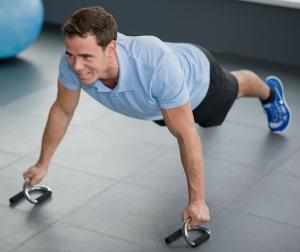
[58,33,210,120]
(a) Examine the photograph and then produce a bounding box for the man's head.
[61,6,118,85]
[61,6,117,47]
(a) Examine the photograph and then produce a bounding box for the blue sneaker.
[262,76,291,133]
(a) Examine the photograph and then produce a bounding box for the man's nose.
[72,58,84,71]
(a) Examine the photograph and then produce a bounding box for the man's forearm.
[177,134,205,203]
[37,102,73,168]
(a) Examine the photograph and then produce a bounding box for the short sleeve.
[58,54,81,90]
[152,56,190,109]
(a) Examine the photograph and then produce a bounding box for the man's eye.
[83,55,90,60]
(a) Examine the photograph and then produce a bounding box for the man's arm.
[161,101,210,228]
[23,81,80,186]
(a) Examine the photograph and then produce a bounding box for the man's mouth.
[77,72,90,79]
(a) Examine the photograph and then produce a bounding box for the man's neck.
[100,54,119,89]
[102,78,118,89]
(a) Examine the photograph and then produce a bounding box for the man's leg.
[231,70,270,100]
[231,70,291,133]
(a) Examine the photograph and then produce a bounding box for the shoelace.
[268,102,284,122]
[267,87,284,122]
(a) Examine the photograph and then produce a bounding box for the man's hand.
[182,200,210,229]
[23,164,48,187]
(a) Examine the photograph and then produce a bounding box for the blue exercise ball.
[0,0,44,59]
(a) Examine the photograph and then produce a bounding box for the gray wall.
[42,0,300,67]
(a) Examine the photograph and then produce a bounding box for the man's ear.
[107,40,116,58]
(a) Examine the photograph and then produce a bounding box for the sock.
[261,88,275,104]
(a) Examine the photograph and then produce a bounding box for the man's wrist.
[189,198,206,205]
[36,160,49,170]
[189,189,205,204]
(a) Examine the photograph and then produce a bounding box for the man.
[23,6,291,229]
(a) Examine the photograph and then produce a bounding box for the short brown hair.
[61,6,118,47]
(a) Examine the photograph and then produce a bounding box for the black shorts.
[153,45,239,127]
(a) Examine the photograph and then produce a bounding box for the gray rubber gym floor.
[1,27,300,252]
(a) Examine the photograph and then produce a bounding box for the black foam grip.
[9,191,24,204]
[165,229,182,244]
[193,231,210,247]
[36,191,52,204]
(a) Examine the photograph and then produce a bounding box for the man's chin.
[80,78,95,85]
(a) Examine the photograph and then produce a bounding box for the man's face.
[65,34,112,85]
